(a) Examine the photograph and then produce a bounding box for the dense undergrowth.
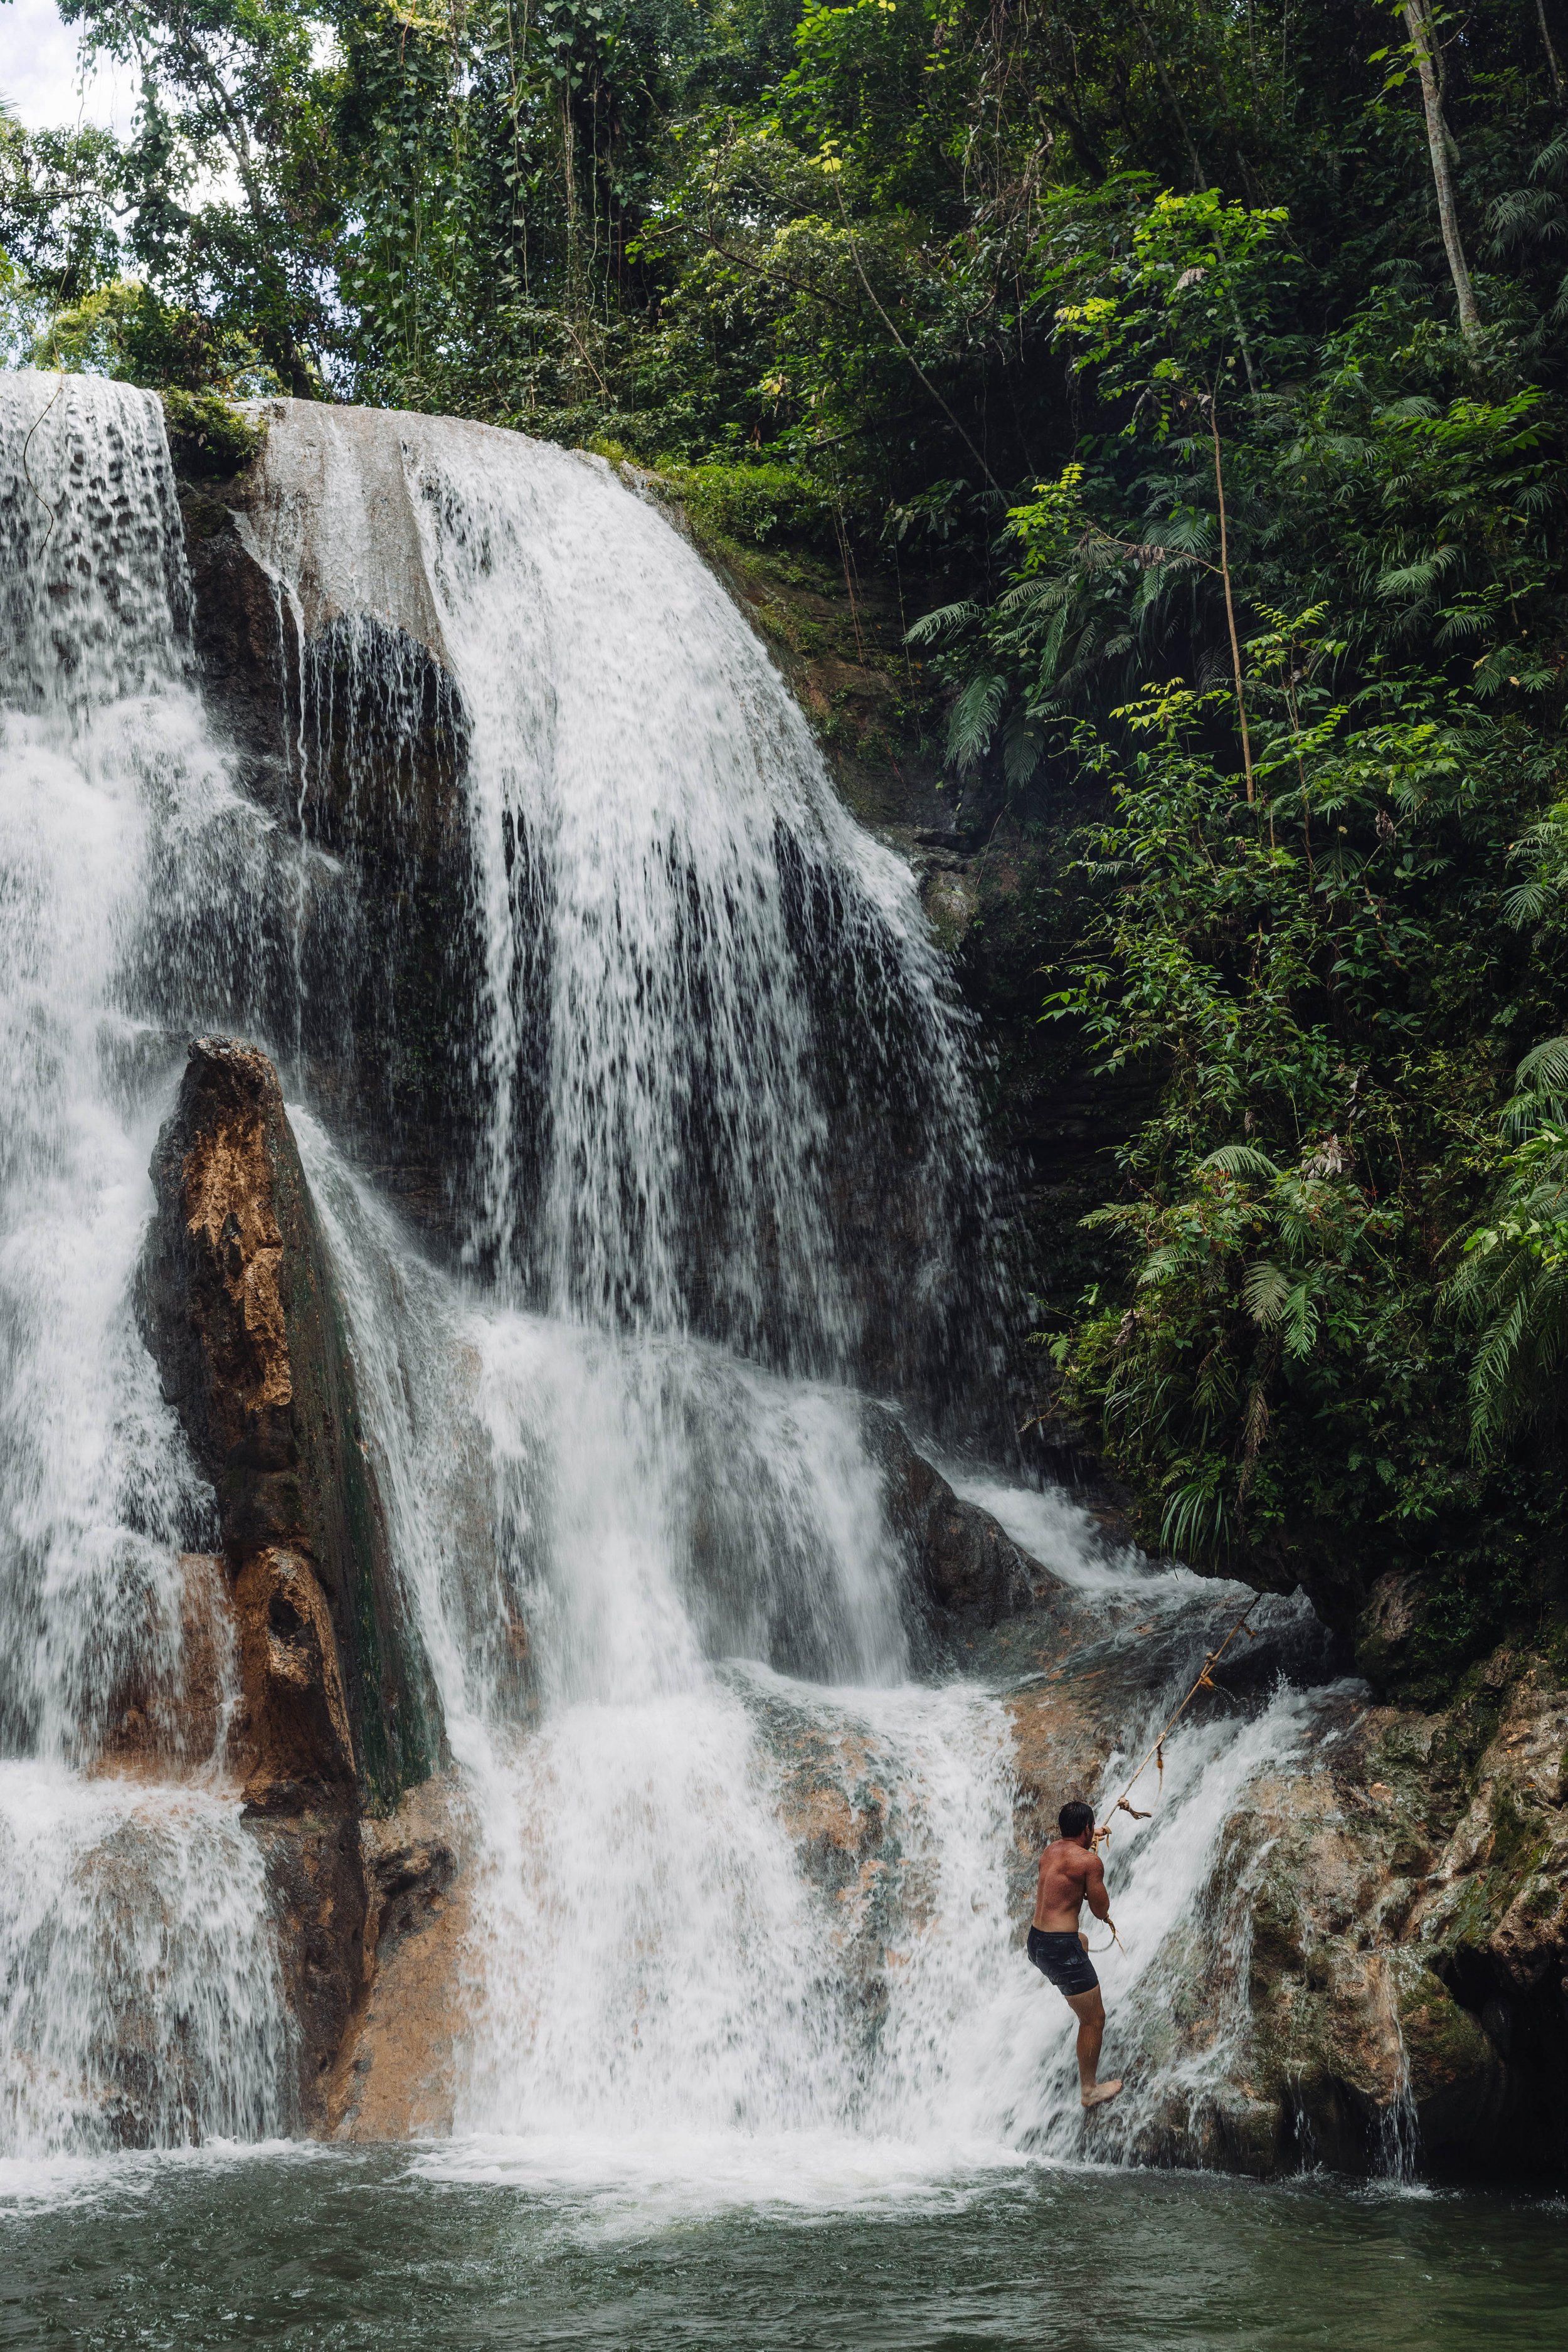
[6,0,1568,1689]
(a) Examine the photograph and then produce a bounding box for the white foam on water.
[411,2122,1036,2233]
[0,2136,336,2222]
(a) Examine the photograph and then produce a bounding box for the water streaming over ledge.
[0,374,1340,2195]
[0,375,292,2153]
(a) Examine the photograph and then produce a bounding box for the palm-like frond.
[1195,1143,1281,1180]
[1449,1099,1568,1449]
[944,668,1007,771]
[1514,1036,1568,1098]
[1242,1259,1290,1324]
[904,599,979,647]
[1160,1475,1229,1562]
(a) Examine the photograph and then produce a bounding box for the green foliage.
[1041,622,1567,1629]
[159,388,267,476]
[1446,1037,1568,1455]
[1049,186,1292,420]
[650,458,832,546]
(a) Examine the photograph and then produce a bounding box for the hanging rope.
[1079,1596,1263,1953]
[1094,1597,1261,1851]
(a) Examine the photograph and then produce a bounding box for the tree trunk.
[1402,0,1482,339]
[1209,405,1256,805]
[1537,0,1565,106]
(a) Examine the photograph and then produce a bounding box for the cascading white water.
[0,376,1345,2199]
[235,408,1028,2178]
[253,408,1337,2197]
[0,373,292,2156]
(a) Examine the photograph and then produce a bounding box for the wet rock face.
[246,1806,371,2128]
[863,1406,1039,1640]
[139,1036,434,1814]
[177,447,480,1246]
[1143,1668,1568,2179]
[978,1564,1568,2182]
[137,1036,448,2124]
[1211,1692,1537,2178]
[99,1551,233,1774]
[327,1777,469,2142]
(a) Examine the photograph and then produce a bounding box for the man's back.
[1034,1833,1100,1931]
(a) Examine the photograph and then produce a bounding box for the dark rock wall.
[180,472,482,1244]
[862,1404,1037,1641]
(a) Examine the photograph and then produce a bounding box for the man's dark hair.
[1058,1800,1095,1840]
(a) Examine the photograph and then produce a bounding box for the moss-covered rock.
[160,388,266,479]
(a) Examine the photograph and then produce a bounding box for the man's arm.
[1083,1853,1113,1924]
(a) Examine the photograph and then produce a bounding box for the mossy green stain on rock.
[321,1266,437,1812]
[1397,1964,1495,2094]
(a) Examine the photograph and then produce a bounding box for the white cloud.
[3,0,139,137]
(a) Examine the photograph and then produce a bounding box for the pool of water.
[0,2147,1562,2351]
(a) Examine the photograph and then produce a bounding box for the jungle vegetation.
[6,0,1568,1688]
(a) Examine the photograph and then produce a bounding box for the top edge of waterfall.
[235,397,637,669]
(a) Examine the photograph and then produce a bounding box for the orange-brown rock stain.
[179,1100,293,1433]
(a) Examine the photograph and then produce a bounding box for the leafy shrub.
[159,388,266,479]
[652,461,833,549]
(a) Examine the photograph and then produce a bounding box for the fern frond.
[904,600,979,647]
[944,670,1007,771]
[1195,1143,1282,1181]
[1242,1259,1290,1325]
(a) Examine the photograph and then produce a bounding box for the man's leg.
[1064,1986,1121,2110]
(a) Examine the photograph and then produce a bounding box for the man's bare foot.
[1081,2079,1123,2111]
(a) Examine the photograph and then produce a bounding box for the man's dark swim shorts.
[1027,1926,1099,1997]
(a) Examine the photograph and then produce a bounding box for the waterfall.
[0,374,292,2154]
[253,393,1025,2165]
[0,375,1338,2196]
[240,405,997,1391]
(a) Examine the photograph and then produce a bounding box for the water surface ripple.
[0,2151,1562,2351]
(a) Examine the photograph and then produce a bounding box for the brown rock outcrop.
[863,1405,1041,1636]
[328,1776,470,2141]
[969,1559,1568,2180]
[137,1036,442,2123]
[139,1036,433,1812]
[1051,1654,1568,2178]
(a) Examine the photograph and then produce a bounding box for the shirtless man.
[1029,1799,1123,2111]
